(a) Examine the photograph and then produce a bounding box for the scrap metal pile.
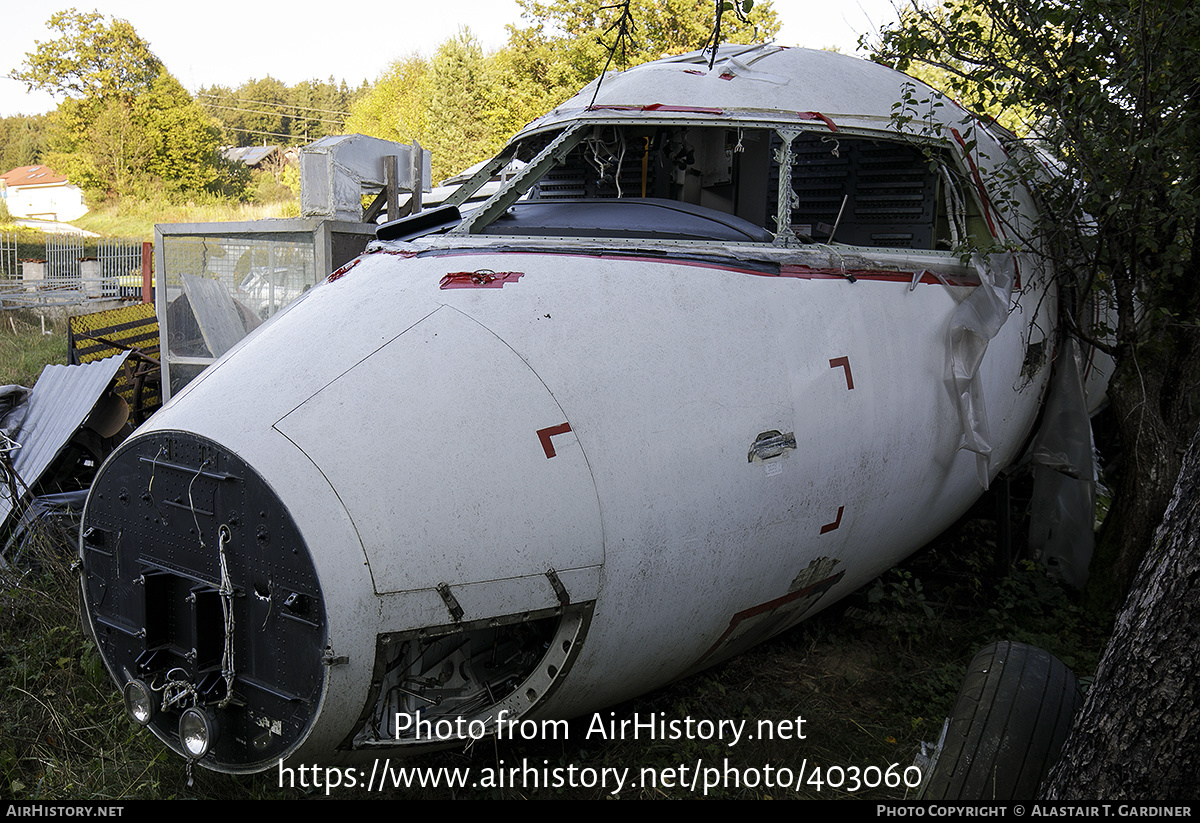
[1,305,160,564]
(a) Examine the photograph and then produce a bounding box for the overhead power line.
[196,92,351,119]
[201,101,345,128]
[224,125,321,141]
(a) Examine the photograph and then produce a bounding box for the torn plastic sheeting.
[708,55,789,85]
[1028,338,1095,589]
[1,488,88,569]
[1,385,31,445]
[0,353,130,536]
[946,251,1017,488]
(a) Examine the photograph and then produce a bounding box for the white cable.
[217,524,236,708]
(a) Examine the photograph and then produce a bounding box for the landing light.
[123,680,155,726]
[179,708,217,759]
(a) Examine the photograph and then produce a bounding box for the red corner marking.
[537,423,573,459]
[820,505,845,535]
[829,356,854,390]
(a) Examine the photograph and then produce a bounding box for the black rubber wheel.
[920,641,1082,800]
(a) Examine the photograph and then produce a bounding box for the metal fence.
[0,234,148,310]
[0,233,16,280]
[97,237,144,298]
[45,234,85,285]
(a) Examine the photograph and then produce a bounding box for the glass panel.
[161,234,317,361]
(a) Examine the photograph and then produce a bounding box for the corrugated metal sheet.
[0,353,130,534]
[221,146,280,167]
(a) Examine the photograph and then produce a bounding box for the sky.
[1,1,903,118]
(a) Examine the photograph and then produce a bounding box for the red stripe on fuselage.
[405,249,982,287]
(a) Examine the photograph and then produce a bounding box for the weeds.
[73,196,299,240]
[1,525,134,798]
[0,311,68,387]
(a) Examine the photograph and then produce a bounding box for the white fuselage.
[79,44,1062,772]
[124,237,1052,763]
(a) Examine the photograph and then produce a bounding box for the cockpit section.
[443,122,993,251]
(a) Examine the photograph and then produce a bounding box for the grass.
[0,310,68,386]
[73,196,300,241]
[1,184,300,244]
[0,524,183,799]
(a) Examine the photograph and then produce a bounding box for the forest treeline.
[4,1,779,201]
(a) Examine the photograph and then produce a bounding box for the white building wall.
[4,183,89,222]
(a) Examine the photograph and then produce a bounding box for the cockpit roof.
[517,44,982,142]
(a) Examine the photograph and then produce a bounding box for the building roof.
[222,145,281,167]
[0,165,69,188]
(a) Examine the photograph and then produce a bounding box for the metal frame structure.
[154,218,377,399]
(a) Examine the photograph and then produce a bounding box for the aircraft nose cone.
[80,432,326,770]
[273,305,604,605]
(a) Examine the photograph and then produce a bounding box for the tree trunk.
[1040,423,1200,800]
[1085,356,1187,614]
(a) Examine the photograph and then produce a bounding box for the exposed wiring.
[187,459,210,548]
[217,524,236,709]
[157,668,200,712]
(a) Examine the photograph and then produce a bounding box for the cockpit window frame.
[445,119,990,254]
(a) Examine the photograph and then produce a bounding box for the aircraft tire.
[919,641,1082,800]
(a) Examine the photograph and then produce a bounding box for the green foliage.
[278,163,301,197]
[12,9,162,101]
[874,0,1200,324]
[86,98,152,192]
[250,169,297,204]
[514,0,778,72]
[983,561,1104,671]
[831,474,1113,729]
[199,76,359,147]
[16,10,237,200]
[502,0,779,110]
[346,29,517,181]
[137,75,227,194]
[874,0,1200,613]
[865,7,1035,135]
[422,31,502,181]
[867,569,937,622]
[222,76,289,142]
[347,1,782,181]
[43,90,234,200]
[0,115,51,171]
[343,54,431,147]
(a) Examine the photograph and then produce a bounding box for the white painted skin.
[87,45,1065,769]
